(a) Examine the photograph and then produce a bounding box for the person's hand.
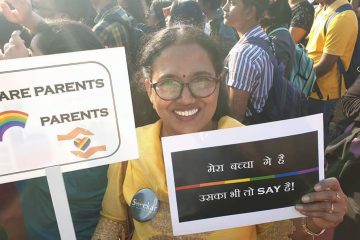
[3,30,30,59]
[295,178,347,232]
[1,0,43,32]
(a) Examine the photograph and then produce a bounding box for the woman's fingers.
[295,178,348,230]
[314,177,342,193]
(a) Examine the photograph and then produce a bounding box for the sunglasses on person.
[150,76,220,101]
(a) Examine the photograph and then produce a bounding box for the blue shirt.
[226,25,274,114]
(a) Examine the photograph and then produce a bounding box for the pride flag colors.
[0,110,29,142]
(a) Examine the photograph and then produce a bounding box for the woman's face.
[223,0,252,32]
[146,43,219,137]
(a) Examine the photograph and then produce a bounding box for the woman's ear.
[145,79,154,103]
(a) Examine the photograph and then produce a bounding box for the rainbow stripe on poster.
[175,167,318,191]
[0,110,29,142]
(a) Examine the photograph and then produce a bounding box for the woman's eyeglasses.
[150,76,219,101]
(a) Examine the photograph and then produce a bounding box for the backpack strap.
[324,4,353,36]
[268,27,289,36]
[324,4,353,97]
[245,37,278,68]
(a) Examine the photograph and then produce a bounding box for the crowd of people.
[0,0,359,239]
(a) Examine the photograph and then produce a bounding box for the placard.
[162,114,324,236]
[0,48,138,183]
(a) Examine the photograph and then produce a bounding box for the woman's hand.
[295,177,347,232]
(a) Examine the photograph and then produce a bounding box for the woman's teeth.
[175,108,199,117]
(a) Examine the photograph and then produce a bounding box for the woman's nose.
[178,85,196,104]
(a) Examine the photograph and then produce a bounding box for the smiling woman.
[91,25,293,240]
[91,25,349,240]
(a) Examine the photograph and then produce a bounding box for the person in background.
[1,20,108,240]
[222,0,274,123]
[167,0,205,29]
[288,0,315,44]
[260,0,295,80]
[90,0,132,48]
[145,0,172,32]
[197,0,238,53]
[325,76,360,240]
[305,0,358,147]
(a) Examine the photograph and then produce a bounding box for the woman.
[145,0,172,31]
[288,0,314,44]
[1,20,108,240]
[261,0,296,80]
[92,25,347,239]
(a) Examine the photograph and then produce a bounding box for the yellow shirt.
[101,116,293,239]
[306,0,358,100]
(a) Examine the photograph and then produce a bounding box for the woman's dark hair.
[260,0,292,29]
[135,25,229,123]
[242,0,269,20]
[35,20,104,54]
[168,0,205,29]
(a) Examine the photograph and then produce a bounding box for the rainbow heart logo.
[74,137,91,151]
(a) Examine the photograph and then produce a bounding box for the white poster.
[0,48,138,183]
[162,114,324,236]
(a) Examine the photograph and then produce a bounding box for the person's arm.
[289,27,308,44]
[226,48,259,122]
[0,0,43,33]
[316,12,358,79]
[228,87,250,122]
[313,53,339,79]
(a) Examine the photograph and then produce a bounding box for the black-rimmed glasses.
[151,76,220,101]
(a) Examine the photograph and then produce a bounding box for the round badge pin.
[130,188,160,222]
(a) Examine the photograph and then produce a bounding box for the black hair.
[199,0,222,11]
[35,19,104,55]
[260,0,292,29]
[135,25,228,123]
[168,0,205,29]
[243,0,269,20]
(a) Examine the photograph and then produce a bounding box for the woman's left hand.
[295,177,348,230]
